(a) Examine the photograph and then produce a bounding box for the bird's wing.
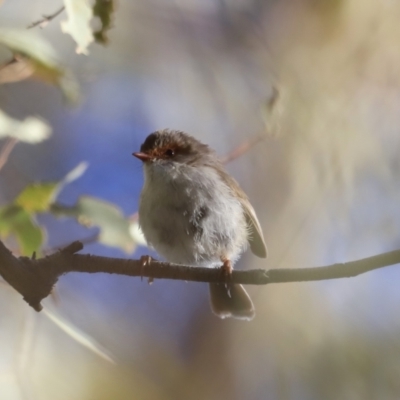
[215,166,267,258]
[240,195,267,258]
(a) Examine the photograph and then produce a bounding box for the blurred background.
[1,0,400,399]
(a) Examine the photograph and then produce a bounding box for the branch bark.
[0,240,399,311]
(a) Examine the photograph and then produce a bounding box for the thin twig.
[27,6,65,29]
[0,138,19,172]
[0,56,17,72]
[220,135,264,164]
[43,231,100,256]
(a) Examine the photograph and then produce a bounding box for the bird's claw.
[220,259,233,296]
[140,255,153,281]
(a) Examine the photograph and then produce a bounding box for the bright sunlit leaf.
[0,28,59,68]
[61,0,94,55]
[0,28,80,102]
[0,109,51,143]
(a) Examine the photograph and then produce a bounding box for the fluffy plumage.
[134,129,267,320]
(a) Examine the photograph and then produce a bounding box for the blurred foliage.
[16,182,59,212]
[0,162,140,255]
[51,196,138,253]
[61,0,94,55]
[60,0,115,53]
[93,0,115,45]
[0,204,43,256]
[0,109,51,143]
[0,28,80,102]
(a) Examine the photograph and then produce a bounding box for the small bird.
[133,129,267,320]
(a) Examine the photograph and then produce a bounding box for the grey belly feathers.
[138,162,248,268]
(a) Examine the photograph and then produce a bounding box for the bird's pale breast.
[138,162,248,267]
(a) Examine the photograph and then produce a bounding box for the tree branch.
[0,240,399,312]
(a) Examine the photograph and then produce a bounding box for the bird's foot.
[140,255,153,281]
[220,259,233,296]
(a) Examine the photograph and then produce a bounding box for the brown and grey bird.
[133,129,267,320]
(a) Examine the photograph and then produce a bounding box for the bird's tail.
[209,283,255,320]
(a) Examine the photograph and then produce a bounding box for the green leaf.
[51,196,136,253]
[0,109,51,143]
[0,205,44,256]
[0,28,80,102]
[15,162,88,212]
[61,0,94,55]
[93,0,115,45]
[16,182,59,212]
[0,28,60,69]
[0,163,87,255]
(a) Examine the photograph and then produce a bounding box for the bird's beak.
[132,152,152,162]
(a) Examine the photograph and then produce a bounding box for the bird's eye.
[165,149,175,157]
